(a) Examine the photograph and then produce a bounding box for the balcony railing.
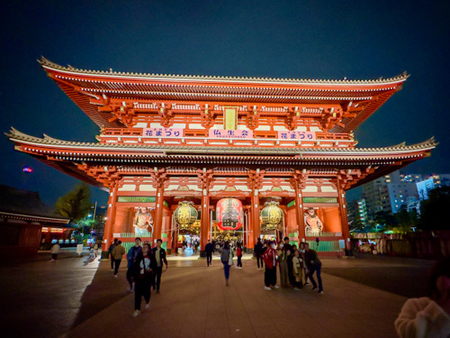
[98,128,356,149]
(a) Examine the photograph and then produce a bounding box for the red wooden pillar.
[251,188,260,247]
[247,207,253,248]
[294,183,305,243]
[170,206,178,253]
[337,179,351,250]
[165,208,173,251]
[200,189,210,252]
[102,182,118,254]
[153,184,164,245]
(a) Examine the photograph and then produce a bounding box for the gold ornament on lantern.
[260,201,283,230]
[174,201,198,230]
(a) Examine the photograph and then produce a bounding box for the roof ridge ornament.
[43,134,65,143]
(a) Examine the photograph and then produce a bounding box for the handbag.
[228,250,234,266]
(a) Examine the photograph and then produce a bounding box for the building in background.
[362,171,450,217]
[348,198,368,229]
[0,184,70,256]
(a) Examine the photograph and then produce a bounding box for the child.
[236,244,243,269]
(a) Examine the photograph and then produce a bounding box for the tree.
[419,186,450,231]
[374,210,397,230]
[55,182,92,222]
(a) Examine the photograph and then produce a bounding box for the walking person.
[292,249,303,290]
[108,238,119,271]
[304,243,323,294]
[112,240,125,277]
[92,242,98,259]
[127,238,142,292]
[263,241,278,290]
[50,242,61,261]
[236,243,243,269]
[220,241,233,286]
[205,239,214,266]
[152,239,168,293]
[254,238,264,270]
[132,243,156,317]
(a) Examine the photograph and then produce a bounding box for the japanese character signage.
[142,128,184,137]
[208,129,253,138]
[277,131,316,140]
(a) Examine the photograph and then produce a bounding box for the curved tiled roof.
[7,128,437,157]
[38,57,409,132]
[39,57,409,86]
[7,128,436,190]
[0,184,69,223]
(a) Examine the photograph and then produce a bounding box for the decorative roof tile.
[6,128,437,157]
[39,57,409,86]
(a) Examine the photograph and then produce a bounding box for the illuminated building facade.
[7,58,437,256]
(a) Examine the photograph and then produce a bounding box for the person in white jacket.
[50,243,61,261]
[395,257,450,337]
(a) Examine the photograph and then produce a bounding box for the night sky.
[1,1,449,207]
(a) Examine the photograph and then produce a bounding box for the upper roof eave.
[39,57,409,88]
[0,211,70,224]
[7,128,437,157]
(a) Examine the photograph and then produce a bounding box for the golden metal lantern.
[174,201,198,229]
[260,201,283,230]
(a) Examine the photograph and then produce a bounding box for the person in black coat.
[254,238,264,270]
[132,243,156,317]
[205,239,214,266]
[304,243,323,294]
[152,239,168,293]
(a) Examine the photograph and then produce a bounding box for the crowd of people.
[214,236,324,294]
[103,235,325,317]
[52,234,450,334]
[255,237,324,293]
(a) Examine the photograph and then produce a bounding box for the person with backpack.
[108,238,119,271]
[112,240,126,277]
[221,241,233,286]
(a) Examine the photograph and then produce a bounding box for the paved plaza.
[0,250,436,338]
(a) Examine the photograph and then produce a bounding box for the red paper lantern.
[216,198,243,231]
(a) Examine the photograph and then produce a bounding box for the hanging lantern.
[174,201,198,229]
[260,201,283,230]
[216,198,243,231]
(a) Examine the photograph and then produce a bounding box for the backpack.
[221,249,230,262]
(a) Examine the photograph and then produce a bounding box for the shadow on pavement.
[71,259,131,328]
[322,252,436,298]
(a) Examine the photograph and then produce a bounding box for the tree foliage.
[55,182,92,222]
[419,186,450,231]
[374,210,397,229]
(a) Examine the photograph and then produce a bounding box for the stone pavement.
[61,254,415,338]
[0,249,99,338]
